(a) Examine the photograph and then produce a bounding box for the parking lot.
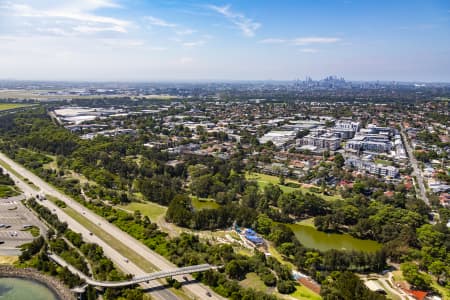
[0,195,46,255]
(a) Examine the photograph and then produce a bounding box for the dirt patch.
[0,256,18,265]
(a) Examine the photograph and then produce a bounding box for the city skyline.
[0,0,449,82]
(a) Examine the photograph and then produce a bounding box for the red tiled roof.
[404,289,428,300]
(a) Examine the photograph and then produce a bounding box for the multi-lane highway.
[1,155,179,300]
[0,152,224,300]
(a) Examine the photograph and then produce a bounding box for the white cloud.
[300,48,318,53]
[0,1,129,34]
[293,37,341,46]
[175,29,196,36]
[144,16,177,28]
[99,38,145,48]
[73,25,126,33]
[259,38,287,44]
[259,36,341,46]
[208,4,260,37]
[182,40,205,47]
[35,27,71,36]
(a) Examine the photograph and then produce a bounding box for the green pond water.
[0,277,59,300]
[288,224,381,252]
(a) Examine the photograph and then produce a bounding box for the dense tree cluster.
[321,271,386,300]
[24,199,140,299]
[3,107,449,298]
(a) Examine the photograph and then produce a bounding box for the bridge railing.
[49,252,221,288]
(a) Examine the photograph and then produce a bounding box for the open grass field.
[291,285,322,300]
[0,103,29,111]
[240,272,268,291]
[240,272,322,300]
[267,243,295,270]
[190,196,220,210]
[118,202,167,222]
[246,172,341,201]
[374,159,393,166]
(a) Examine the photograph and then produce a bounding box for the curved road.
[0,152,225,300]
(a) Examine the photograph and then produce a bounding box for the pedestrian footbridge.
[49,253,220,288]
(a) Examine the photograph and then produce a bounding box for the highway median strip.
[47,196,157,273]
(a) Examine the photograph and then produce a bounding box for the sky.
[0,0,449,82]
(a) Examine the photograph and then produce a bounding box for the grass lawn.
[0,185,20,198]
[246,172,341,201]
[240,272,322,300]
[392,270,404,282]
[22,225,40,237]
[191,196,220,210]
[240,272,269,292]
[291,285,322,300]
[42,154,58,170]
[237,248,253,257]
[0,103,29,111]
[374,159,393,166]
[432,280,450,300]
[118,202,167,222]
[246,172,298,193]
[297,218,316,228]
[267,243,295,270]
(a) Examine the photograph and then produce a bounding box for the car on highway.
[0,240,5,244]
[124,258,129,263]
[206,291,212,297]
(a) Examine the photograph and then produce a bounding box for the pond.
[287,223,381,252]
[0,277,59,300]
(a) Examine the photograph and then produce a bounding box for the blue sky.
[0,0,449,82]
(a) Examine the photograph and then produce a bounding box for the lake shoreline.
[0,265,75,300]
[287,223,381,252]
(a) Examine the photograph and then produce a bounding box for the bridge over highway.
[49,253,221,288]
